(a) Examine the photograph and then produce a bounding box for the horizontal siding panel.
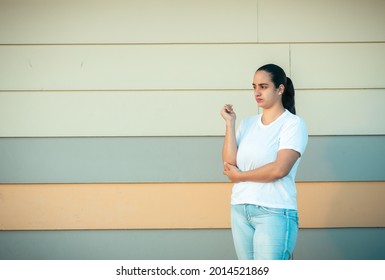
[258,0,385,42]
[0,183,232,230]
[0,137,226,183]
[296,90,385,135]
[0,229,237,260]
[0,182,384,230]
[0,136,384,183]
[0,90,384,137]
[291,43,385,89]
[0,91,258,137]
[0,0,258,44]
[297,182,385,228]
[0,44,289,91]
[299,136,385,182]
[1,228,385,260]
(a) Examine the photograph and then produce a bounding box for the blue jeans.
[231,204,299,260]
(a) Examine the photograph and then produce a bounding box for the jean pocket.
[259,205,286,215]
[259,206,298,218]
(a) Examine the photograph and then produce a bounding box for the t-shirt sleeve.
[279,117,308,157]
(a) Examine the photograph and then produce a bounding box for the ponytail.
[282,77,296,114]
[257,64,296,115]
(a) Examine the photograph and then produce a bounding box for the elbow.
[223,159,237,166]
[222,155,237,166]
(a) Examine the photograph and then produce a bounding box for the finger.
[224,104,233,112]
[222,106,231,114]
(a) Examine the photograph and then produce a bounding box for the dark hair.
[257,64,296,114]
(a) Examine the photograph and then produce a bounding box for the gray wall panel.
[298,135,385,181]
[0,136,384,183]
[0,228,384,260]
[0,137,224,183]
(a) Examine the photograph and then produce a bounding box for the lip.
[256,98,263,103]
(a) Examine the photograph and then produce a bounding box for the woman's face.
[252,70,283,110]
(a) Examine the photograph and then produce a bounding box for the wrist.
[236,170,245,182]
[225,120,235,128]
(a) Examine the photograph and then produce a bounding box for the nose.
[254,88,261,97]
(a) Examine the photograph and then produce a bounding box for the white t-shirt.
[231,110,308,210]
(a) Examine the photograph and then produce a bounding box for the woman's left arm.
[223,149,300,183]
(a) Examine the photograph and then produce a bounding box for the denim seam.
[283,213,290,260]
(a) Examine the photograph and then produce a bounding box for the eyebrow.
[252,83,269,87]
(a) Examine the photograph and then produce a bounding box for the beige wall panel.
[2,89,383,137]
[291,43,385,89]
[0,44,289,90]
[258,0,385,42]
[0,0,258,44]
[0,183,233,230]
[296,90,385,135]
[0,182,384,230]
[297,182,385,228]
[0,91,259,137]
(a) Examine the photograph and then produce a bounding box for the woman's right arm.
[220,104,238,166]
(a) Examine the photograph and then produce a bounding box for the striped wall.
[1,0,385,259]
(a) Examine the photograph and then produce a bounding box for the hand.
[223,162,242,183]
[220,104,236,124]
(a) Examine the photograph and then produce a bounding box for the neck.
[261,106,285,125]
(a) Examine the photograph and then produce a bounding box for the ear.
[278,84,285,95]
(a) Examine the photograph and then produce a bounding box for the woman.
[220,64,308,260]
